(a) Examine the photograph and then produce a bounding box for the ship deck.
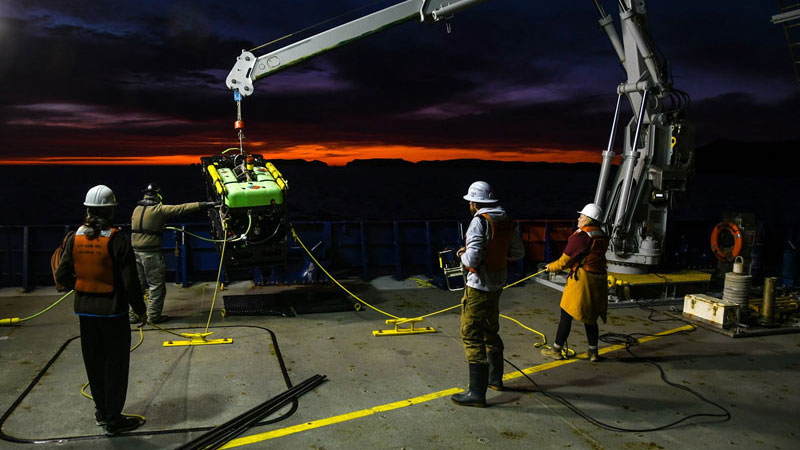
[1,279,798,449]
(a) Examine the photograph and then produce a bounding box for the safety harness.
[568,225,609,280]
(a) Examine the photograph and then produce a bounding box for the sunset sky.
[0,0,798,165]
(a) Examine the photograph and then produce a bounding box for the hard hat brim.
[577,211,602,222]
[464,195,498,203]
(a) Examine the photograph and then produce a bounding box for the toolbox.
[683,294,740,329]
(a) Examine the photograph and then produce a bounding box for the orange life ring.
[710,221,743,262]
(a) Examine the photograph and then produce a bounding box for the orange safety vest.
[73,227,119,294]
[571,225,608,275]
[465,213,514,273]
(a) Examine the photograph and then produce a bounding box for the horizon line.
[0,146,614,166]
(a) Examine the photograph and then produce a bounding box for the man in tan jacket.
[130,182,214,323]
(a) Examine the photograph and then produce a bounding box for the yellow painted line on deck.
[220,388,463,448]
[503,324,695,382]
[221,324,693,449]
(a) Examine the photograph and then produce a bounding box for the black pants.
[79,315,131,422]
[555,308,599,348]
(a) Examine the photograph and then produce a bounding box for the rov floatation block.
[163,332,233,347]
[373,317,436,337]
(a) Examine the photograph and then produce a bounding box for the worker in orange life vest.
[542,203,609,362]
[55,185,148,435]
[451,181,525,407]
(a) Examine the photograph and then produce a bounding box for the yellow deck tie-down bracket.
[163,332,233,347]
[373,317,436,337]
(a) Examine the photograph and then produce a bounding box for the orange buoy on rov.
[710,221,743,262]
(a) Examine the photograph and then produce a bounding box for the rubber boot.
[588,347,600,362]
[488,352,504,391]
[451,363,489,407]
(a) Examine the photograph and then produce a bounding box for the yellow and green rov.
[201,153,288,275]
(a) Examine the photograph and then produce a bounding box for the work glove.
[456,246,466,257]
[136,312,147,328]
[202,201,220,209]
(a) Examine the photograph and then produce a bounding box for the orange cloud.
[0,144,609,166]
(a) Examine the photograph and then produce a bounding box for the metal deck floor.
[1,280,798,449]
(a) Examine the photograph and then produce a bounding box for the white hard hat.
[577,203,603,222]
[463,181,497,203]
[84,185,118,207]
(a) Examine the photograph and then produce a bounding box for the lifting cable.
[248,0,392,54]
[290,226,561,351]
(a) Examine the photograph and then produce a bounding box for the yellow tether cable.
[291,226,555,345]
[21,289,74,321]
[291,227,400,320]
[205,220,228,333]
[1,290,75,325]
[503,268,548,290]
[393,269,547,325]
[130,326,145,352]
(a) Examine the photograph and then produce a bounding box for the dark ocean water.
[0,161,796,226]
[2,160,797,277]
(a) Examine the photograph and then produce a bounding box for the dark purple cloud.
[1,0,797,162]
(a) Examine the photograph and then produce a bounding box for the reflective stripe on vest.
[481,213,514,273]
[577,225,608,274]
[73,226,118,294]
